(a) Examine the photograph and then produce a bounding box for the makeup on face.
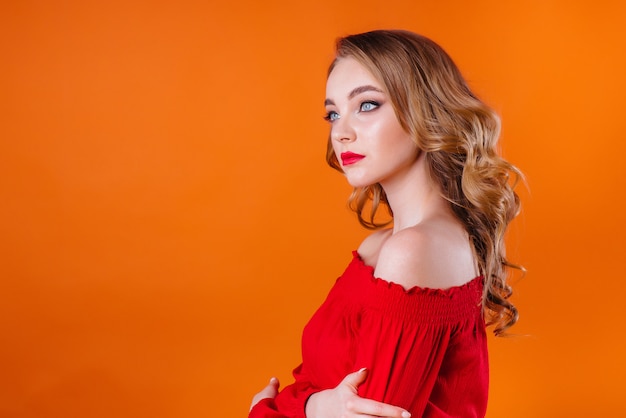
[340,151,365,166]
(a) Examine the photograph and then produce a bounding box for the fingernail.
[358,367,367,373]
[402,412,411,418]
[270,377,278,384]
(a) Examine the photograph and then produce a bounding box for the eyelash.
[323,111,339,122]
[359,101,380,112]
[323,101,381,122]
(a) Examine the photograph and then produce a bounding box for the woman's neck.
[381,152,450,232]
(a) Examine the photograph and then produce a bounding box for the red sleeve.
[249,253,488,417]
[248,364,318,418]
[354,275,488,418]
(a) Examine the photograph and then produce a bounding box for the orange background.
[1,1,625,417]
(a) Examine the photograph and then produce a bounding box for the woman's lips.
[341,152,365,166]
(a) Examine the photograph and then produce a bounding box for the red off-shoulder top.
[249,251,488,417]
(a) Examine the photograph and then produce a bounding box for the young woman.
[249,29,522,418]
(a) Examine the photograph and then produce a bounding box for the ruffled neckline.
[352,250,483,298]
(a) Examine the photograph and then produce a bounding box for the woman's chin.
[344,176,376,189]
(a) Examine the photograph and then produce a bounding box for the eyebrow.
[324,85,384,106]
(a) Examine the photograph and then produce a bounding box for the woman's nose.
[331,116,356,143]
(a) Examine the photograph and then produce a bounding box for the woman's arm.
[327,233,486,416]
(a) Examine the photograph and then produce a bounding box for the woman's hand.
[250,377,280,411]
[305,368,411,417]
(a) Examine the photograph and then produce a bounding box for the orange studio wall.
[1,1,625,417]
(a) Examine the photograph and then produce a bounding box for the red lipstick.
[340,152,365,166]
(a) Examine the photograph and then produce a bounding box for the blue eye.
[360,101,379,112]
[324,111,340,122]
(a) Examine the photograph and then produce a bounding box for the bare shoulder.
[356,228,393,267]
[374,221,478,290]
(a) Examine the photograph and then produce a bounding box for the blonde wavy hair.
[326,30,523,336]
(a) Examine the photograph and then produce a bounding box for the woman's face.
[324,57,419,189]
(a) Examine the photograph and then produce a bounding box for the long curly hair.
[326,30,523,336]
